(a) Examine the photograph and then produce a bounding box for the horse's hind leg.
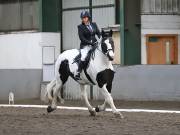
[57,85,65,104]
[80,85,96,116]
[47,78,62,113]
[46,79,56,102]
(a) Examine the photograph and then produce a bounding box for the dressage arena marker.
[0,104,180,114]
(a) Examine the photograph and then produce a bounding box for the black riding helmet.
[80,11,91,19]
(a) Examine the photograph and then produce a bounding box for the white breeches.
[80,46,92,61]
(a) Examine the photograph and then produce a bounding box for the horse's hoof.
[113,111,124,119]
[47,106,56,113]
[95,106,100,112]
[89,110,96,116]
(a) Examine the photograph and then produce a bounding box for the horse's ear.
[109,29,113,37]
[101,30,105,38]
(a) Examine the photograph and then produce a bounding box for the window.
[0,0,39,32]
[141,0,180,14]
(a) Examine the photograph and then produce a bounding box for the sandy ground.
[0,107,180,135]
[0,100,180,135]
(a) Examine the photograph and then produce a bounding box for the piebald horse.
[45,30,123,118]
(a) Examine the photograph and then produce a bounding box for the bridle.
[95,36,114,56]
[88,36,114,61]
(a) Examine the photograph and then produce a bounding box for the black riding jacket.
[78,22,101,49]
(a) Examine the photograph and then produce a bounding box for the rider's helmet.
[80,11,91,19]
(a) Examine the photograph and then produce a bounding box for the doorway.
[146,35,178,64]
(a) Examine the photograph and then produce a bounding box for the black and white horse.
[45,30,123,118]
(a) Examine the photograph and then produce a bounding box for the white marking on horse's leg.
[101,84,124,118]
[80,85,96,116]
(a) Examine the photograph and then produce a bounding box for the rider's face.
[82,17,89,24]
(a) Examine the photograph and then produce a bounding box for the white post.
[9,91,14,105]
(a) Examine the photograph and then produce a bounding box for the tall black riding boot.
[74,60,84,80]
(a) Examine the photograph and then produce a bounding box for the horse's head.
[100,30,115,61]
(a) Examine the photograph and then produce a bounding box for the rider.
[75,11,101,80]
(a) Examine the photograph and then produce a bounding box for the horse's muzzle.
[107,51,114,61]
[108,56,114,61]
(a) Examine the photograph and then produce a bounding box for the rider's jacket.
[78,22,101,49]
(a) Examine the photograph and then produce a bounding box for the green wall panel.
[120,0,125,65]
[41,0,60,32]
[124,0,141,65]
[119,0,141,65]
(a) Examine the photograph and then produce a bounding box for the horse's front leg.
[101,84,124,118]
[80,84,96,116]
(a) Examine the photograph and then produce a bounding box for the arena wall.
[112,65,180,101]
[0,32,60,100]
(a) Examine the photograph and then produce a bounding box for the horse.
[45,30,123,118]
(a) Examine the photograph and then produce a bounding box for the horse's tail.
[46,79,56,101]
